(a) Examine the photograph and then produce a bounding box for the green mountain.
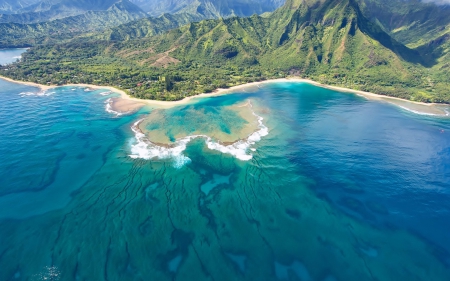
[0,0,288,47]
[105,0,287,42]
[0,0,285,23]
[0,0,141,23]
[99,12,205,40]
[92,0,284,40]
[2,0,449,103]
[359,0,450,47]
[0,0,39,14]
[0,0,147,47]
[176,0,284,18]
[130,0,285,17]
[125,0,450,47]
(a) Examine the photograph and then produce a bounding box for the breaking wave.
[105,98,123,116]
[129,102,269,168]
[104,98,135,117]
[19,90,55,97]
[105,98,127,117]
[396,105,450,117]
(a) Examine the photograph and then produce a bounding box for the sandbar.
[108,97,145,114]
[138,100,260,145]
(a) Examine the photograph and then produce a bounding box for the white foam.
[99,91,112,96]
[129,119,196,168]
[205,106,269,161]
[128,102,269,167]
[19,90,55,97]
[105,98,124,116]
[396,105,446,116]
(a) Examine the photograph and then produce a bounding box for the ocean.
[0,48,28,66]
[1,52,450,281]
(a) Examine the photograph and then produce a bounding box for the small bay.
[0,48,28,65]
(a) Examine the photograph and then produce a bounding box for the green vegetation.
[130,0,285,18]
[359,0,450,47]
[97,13,206,41]
[1,0,449,103]
[0,0,148,48]
[0,0,137,24]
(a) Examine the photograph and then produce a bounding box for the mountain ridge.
[358,0,450,47]
[1,0,449,103]
[0,0,39,14]
[0,0,143,24]
[0,0,147,47]
[129,0,285,17]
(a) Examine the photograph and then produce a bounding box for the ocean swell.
[129,103,269,167]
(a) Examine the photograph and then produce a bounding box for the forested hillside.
[2,0,448,103]
[0,0,147,47]
[0,0,39,14]
[0,0,289,47]
[97,12,205,41]
[359,0,450,47]
[0,0,136,24]
[129,0,285,17]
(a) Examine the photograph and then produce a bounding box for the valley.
[1,0,449,103]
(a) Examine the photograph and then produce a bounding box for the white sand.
[1,75,448,116]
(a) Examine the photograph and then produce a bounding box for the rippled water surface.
[0,76,450,281]
[0,48,27,65]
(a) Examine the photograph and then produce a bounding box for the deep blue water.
[0,75,450,281]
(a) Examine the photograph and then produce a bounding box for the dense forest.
[1,0,449,103]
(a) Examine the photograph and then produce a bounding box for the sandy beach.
[113,77,450,116]
[0,76,54,90]
[1,75,449,116]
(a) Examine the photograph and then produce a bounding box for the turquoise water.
[1,76,450,281]
[0,48,28,65]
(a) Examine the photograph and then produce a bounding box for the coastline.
[0,76,54,90]
[1,75,449,116]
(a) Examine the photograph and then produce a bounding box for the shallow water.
[0,77,450,281]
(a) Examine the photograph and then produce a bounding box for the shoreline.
[1,75,449,116]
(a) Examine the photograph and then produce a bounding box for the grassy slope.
[1,0,449,103]
[97,13,206,41]
[359,0,450,47]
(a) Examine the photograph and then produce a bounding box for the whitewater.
[128,102,269,168]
